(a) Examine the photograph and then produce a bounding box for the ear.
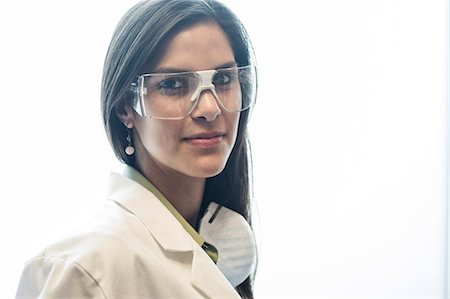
[115,103,135,129]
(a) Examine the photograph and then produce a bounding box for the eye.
[158,77,185,90]
[156,76,191,97]
[213,71,232,85]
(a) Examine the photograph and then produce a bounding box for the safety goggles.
[130,65,257,120]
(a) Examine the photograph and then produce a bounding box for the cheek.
[229,113,241,142]
[137,120,183,156]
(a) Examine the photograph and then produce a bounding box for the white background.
[0,0,448,298]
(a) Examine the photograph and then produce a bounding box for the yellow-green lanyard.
[123,166,218,263]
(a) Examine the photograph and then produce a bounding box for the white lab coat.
[16,172,240,298]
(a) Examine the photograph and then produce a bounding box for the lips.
[183,131,225,147]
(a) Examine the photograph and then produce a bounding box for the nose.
[190,88,222,121]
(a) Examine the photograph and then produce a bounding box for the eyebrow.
[152,61,238,74]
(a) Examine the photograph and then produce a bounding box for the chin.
[190,158,228,178]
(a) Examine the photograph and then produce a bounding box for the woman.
[16,0,257,298]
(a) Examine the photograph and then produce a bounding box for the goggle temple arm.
[129,79,148,118]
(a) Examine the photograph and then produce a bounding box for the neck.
[135,156,205,228]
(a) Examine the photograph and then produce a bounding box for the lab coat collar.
[106,171,194,252]
[106,170,240,298]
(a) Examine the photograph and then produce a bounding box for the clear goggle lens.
[130,65,257,120]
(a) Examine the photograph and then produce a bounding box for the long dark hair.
[100,0,257,297]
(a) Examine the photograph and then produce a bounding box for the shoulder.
[16,253,107,299]
[40,200,156,271]
[17,200,166,298]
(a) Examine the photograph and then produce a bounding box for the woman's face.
[124,21,240,178]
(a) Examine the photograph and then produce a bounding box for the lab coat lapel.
[107,172,194,252]
[107,173,240,298]
[191,248,240,298]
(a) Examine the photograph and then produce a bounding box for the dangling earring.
[125,124,135,156]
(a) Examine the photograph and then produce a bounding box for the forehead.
[153,21,235,72]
